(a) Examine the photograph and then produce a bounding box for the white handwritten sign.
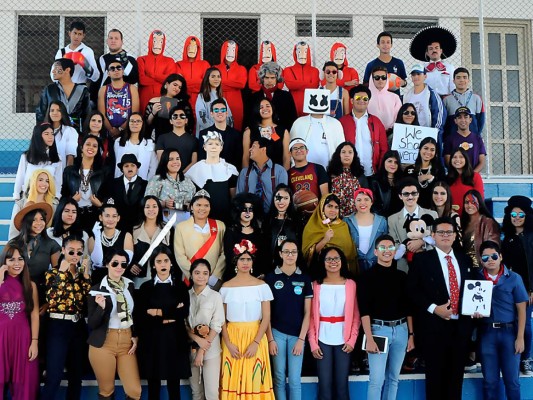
[391,123,438,164]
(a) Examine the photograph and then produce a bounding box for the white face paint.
[187,39,198,58]
[152,33,164,55]
[262,42,273,63]
[333,47,346,66]
[296,43,309,65]
[225,42,236,63]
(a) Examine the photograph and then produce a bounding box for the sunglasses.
[171,114,187,120]
[373,75,387,81]
[325,70,338,75]
[377,245,396,252]
[212,108,227,113]
[481,253,499,263]
[241,207,254,213]
[108,65,123,72]
[110,261,128,268]
[511,211,526,218]
[401,191,419,197]
[67,250,83,256]
[354,95,369,102]
[403,110,416,116]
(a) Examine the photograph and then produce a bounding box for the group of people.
[0,19,528,400]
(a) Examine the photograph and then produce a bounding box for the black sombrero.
[409,26,457,61]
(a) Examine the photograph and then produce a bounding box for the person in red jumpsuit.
[137,30,175,112]
[175,36,211,114]
[248,40,283,93]
[321,42,359,90]
[215,40,247,131]
[282,41,319,117]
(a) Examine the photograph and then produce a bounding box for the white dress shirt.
[428,247,461,319]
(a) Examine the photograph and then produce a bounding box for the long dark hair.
[315,246,351,284]
[155,148,184,182]
[45,100,72,129]
[148,244,176,279]
[374,149,403,186]
[230,193,262,231]
[26,123,60,164]
[460,189,496,228]
[74,134,104,169]
[160,73,190,102]
[119,112,149,146]
[327,141,364,177]
[251,98,279,126]
[430,180,454,218]
[11,209,52,246]
[502,205,533,237]
[200,67,223,102]
[395,103,420,126]
[447,148,474,187]
[413,137,443,176]
[82,110,105,135]
[267,183,297,221]
[134,195,165,230]
[52,197,84,237]
[0,244,34,319]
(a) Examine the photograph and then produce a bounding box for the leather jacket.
[61,165,110,200]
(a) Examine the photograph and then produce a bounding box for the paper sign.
[461,280,493,317]
[391,123,438,164]
[303,89,330,115]
[158,96,179,119]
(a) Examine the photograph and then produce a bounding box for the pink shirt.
[308,279,360,352]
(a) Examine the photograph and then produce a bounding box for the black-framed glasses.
[171,114,187,120]
[435,230,454,236]
[110,261,128,268]
[403,110,416,116]
[481,253,499,263]
[67,250,84,256]
[377,245,396,252]
[241,207,254,213]
[325,256,341,263]
[401,191,419,198]
[108,65,123,72]
[291,145,306,152]
[511,211,525,218]
[281,250,298,256]
[373,75,387,81]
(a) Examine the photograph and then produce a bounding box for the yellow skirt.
[220,321,274,400]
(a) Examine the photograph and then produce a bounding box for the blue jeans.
[479,325,521,400]
[271,328,304,400]
[316,341,351,400]
[367,322,408,400]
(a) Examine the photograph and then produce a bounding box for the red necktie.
[445,255,459,315]
[425,61,446,72]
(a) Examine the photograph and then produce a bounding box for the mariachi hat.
[117,153,141,170]
[505,195,533,214]
[14,202,53,231]
[409,26,457,61]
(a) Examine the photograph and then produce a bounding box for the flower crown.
[233,239,257,255]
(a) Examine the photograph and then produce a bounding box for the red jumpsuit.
[215,41,247,131]
[175,36,211,114]
[137,30,176,112]
[282,44,319,117]
[248,41,284,93]
[320,42,360,90]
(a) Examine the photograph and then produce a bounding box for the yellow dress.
[220,284,275,400]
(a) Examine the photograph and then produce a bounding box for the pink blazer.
[308,279,361,352]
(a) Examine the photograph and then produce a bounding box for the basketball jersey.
[289,163,320,197]
[105,83,132,128]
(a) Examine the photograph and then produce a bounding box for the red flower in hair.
[233,239,257,255]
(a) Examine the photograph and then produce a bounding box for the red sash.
[184,219,218,285]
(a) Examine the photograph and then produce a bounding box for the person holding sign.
[358,234,414,400]
[407,216,474,400]
[475,240,528,400]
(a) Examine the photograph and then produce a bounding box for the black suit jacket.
[109,176,147,232]
[407,248,474,338]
